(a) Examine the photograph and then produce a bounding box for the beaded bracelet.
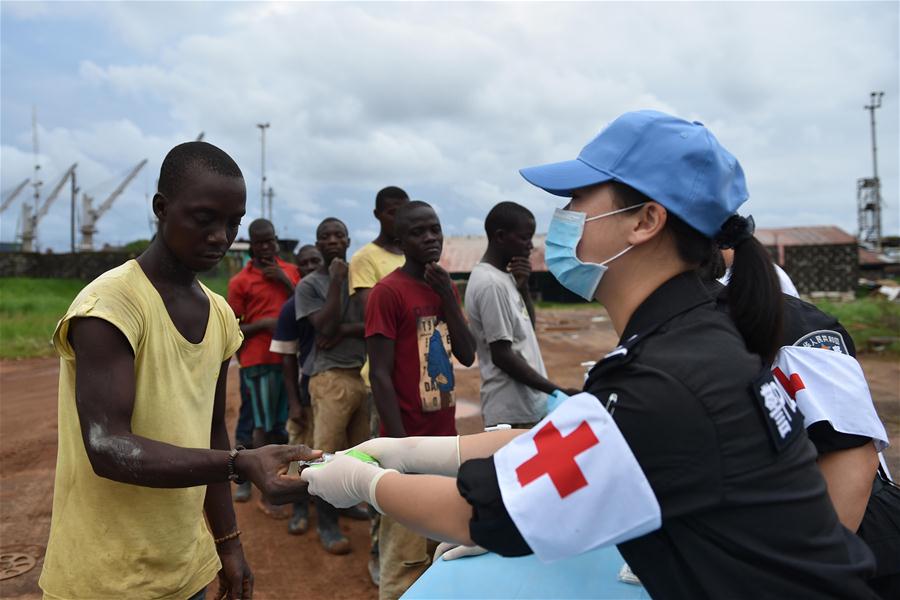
[214,529,241,544]
[227,446,246,484]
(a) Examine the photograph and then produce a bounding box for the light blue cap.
[519,110,748,238]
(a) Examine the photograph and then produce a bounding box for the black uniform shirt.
[780,293,875,452]
[458,272,877,600]
[718,284,899,585]
[712,281,873,454]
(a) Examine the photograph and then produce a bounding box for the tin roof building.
[439,225,867,300]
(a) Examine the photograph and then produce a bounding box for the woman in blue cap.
[301,111,878,599]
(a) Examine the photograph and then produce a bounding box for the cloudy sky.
[2,1,898,254]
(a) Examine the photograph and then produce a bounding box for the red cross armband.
[772,345,889,452]
[493,392,661,563]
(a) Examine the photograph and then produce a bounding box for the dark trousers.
[187,587,206,600]
[235,375,255,447]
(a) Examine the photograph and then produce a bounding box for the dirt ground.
[1,308,897,599]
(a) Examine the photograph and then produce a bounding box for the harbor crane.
[80,159,147,251]
[0,178,30,214]
[20,164,77,252]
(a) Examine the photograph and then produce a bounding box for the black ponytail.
[611,182,783,362]
[718,218,783,362]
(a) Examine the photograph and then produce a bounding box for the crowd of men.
[225,186,559,599]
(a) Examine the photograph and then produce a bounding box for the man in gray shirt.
[465,202,578,428]
[295,217,367,555]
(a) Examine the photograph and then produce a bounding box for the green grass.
[2,277,897,359]
[813,297,900,354]
[199,276,229,297]
[0,276,231,359]
[534,300,598,310]
[0,278,87,358]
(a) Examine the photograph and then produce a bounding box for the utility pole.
[267,186,274,223]
[70,166,79,253]
[857,91,885,251]
[256,122,270,219]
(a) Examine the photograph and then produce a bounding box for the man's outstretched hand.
[235,444,322,505]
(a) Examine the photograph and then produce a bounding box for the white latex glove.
[300,453,397,513]
[433,541,488,561]
[351,436,460,476]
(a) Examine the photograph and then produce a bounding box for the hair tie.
[715,214,755,249]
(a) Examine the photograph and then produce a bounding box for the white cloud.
[2,1,897,252]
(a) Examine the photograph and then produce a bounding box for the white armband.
[494,393,661,563]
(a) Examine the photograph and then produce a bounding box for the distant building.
[439,235,584,303]
[442,226,870,302]
[755,226,858,294]
[858,246,900,281]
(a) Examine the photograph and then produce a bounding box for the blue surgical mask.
[545,204,645,301]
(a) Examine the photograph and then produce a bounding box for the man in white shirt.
[465,202,579,428]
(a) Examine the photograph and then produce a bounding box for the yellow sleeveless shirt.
[39,260,242,599]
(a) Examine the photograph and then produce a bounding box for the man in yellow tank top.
[348,185,409,586]
[39,142,318,600]
[349,186,410,312]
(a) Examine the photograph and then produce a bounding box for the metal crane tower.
[20,163,77,252]
[858,91,885,251]
[79,159,148,251]
[0,179,31,214]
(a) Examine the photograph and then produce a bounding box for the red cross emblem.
[772,367,806,400]
[515,420,599,498]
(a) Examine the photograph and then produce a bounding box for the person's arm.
[240,318,277,338]
[508,256,536,326]
[817,443,879,531]
[521,285,536,328]
[70,317,317,497]
[368,334,406,437]
[348,250,375,312]
[204,360,253,598]
[489,341,579,396]
[355,288,372,314]
[352,428,525,475]
[281,353,303,426]
[312,310,365,351]
[377,473,475,545]
[270,301,303,425]
[337,322,365,338]
[307,260,348,339]
[257,257,296,295]
[302,430,529,547]
[305,429,526,546]
[228,276,273,339]
[424,263,476,366]
[335,293,365,339]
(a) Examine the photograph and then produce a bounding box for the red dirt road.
[1,308,897,598]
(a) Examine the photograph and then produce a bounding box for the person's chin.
[191,253,224,271]
[423,249,441,262]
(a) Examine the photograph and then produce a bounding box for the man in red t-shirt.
[365,201,475,600]
[227,218,300,513]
